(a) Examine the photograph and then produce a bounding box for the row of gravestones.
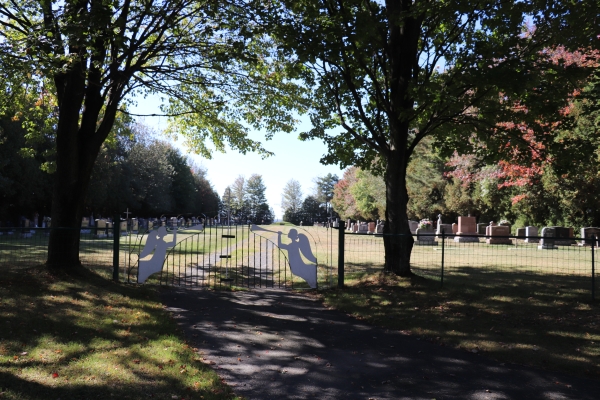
[346,219,385,234]
[413,216,600,248]
[81,216,205,238]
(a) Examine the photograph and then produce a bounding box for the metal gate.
[125,224,336,289]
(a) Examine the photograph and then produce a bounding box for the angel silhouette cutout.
[138,226,177,284]
[278,229,317,288]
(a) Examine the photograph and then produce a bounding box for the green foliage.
[406,137,447,221]
[0,105,54,224]
[281,179,303,214]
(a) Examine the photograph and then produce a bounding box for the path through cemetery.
[162,288,600,400]
[175,234,280,287]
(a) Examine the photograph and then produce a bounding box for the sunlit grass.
[0,266,239,399]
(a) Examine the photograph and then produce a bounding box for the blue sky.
[132,98,343,220]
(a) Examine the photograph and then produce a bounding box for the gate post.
[338,221,345,288]
[113,214,120,282]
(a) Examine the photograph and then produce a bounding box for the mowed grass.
[320,271,600,379]
[0,266,239,400]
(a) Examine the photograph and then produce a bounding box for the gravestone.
[347,219,352,231]
[524,226,539,243]
[486,225,512,245]
[148,220,154,230]
[81,218,89,228]
[358,223,369,233]
[436,223,453,238]
[477,223,487,235]
[409,220,419,234]
[516,228,525,238]
[352,223,358,233]
[452,223,458,234]
[580,227,600,247]
[551,226,575,246]
[367,222,375,234]
[132,218,139,233]
[415,226,437,246]
[485,222,497,238]
[95,219,108,238]
[538,227,558,249]
[376,222,384,234]
[454,216,479,242]
[120,220,128,236]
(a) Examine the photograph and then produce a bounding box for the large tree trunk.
[382,0,421,276]
[46,60,108,270]
[383,147,413,276]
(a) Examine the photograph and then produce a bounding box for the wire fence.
[0,227,115,271]
[343,231,598,300]
[1,226,597,299]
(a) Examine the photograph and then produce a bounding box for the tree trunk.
[47,65,106,270]
[383,147,413,276]
[382,0,421,276]
[47,129,101,269]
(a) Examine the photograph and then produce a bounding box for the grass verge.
[320,272,600,379]
[0,265,239,400]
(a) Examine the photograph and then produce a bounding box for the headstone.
[367,222,375,234]
[415,226,437,246]
[452,223,458,234]
[486,225,512,245]
[580,227,600,247]
[454,216,479,242]
[485,222,497,238]
[120,220,128,236]
[551,226,575,246]
[408,220,419,234]
[132,218,139,233]
[524,226,539,243]
[358,223,368,233]
[95,219,108,238]
[516,228,526,238]
[80,217,91,233]
[436,223,453,237]
[352,223,358,233]
[347,219,352,231]
[538,227,558,249]
[376,222,384,234]
[477,223,487,235]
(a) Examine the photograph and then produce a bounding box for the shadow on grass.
[323,268,600,379]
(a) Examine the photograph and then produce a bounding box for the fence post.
[592,234,596,301]
[113,215,120,282]
[338,221,345,288]
[441,228,445,288]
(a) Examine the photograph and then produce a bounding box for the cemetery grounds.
[1,225,599,387]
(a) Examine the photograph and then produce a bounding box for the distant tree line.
[221,175,274,224]
[281,173,339,225]
[0,109,220,226]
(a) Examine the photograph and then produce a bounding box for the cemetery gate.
[123,224,337,289]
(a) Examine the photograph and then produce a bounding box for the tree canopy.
[0,0,303,268]
[273,0,599,275]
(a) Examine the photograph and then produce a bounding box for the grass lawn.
[0,265,239,400]
[319,271,600,380]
